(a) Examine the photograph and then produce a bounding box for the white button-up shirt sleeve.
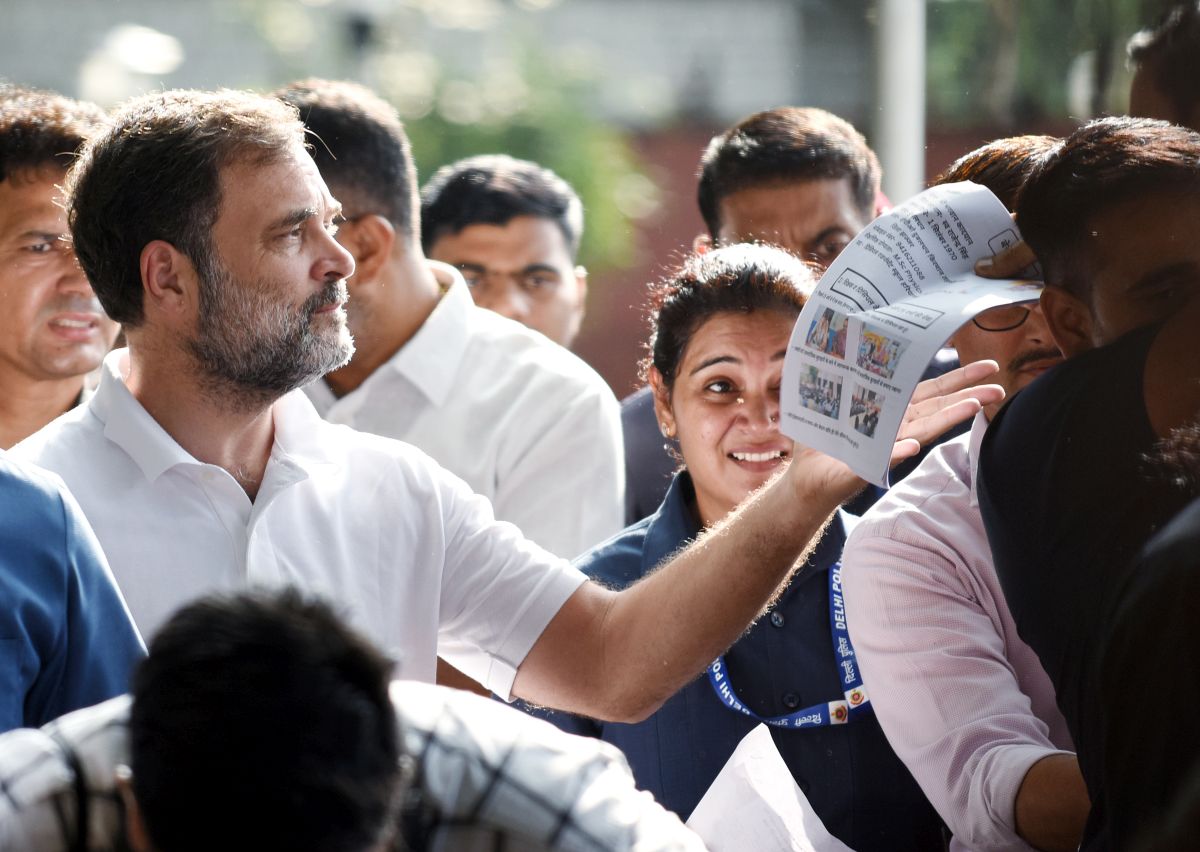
[429,461,587,700]
[841,416,1073,851]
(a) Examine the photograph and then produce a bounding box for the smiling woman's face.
[652,308,797,527]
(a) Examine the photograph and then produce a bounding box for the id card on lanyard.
[706,562,870,728]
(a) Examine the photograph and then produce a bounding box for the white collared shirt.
[304,263,624,559]
[841,413,1073,850]
[15,350,586,699]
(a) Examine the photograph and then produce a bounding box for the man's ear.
[337,214,396,289]
[692,233,713,255]
[1040,286,1094,358]
[647,366,676,439]
[139,240,196,321]
[116,766,154,852]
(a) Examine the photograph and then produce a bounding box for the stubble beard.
[188,265,355,413]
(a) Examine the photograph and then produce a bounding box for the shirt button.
[769,611,786,628]
[782,692,801,709]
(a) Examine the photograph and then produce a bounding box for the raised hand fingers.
[911,359,999,405]
[975,240,1037,279]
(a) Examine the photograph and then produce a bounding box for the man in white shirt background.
[840,137,1088,852]
[17,85,1000,725]
[275,79,623,562]
[0,85,120,448]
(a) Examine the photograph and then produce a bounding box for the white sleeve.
[433,467,587,700]
[491,378,625,560]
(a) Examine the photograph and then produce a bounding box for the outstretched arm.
[513,361,1003,721]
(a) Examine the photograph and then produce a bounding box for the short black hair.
[420,154,584,257]
[697,107,881,239]
[274,78,418,238]
[1129,3,1200,124]
[66,89,304,327]
[645,243,813,391]
[129,589,402,852]
[0,83,107,183]
[932,134,1060,212]
[1016,116,1200,295]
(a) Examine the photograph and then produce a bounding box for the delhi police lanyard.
[706,562,870,728]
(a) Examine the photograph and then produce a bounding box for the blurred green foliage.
[404,51,655,273]
[927,0,1180,128]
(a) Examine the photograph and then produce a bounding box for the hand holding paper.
[780,358,1001,506]
[781,182,1036,486]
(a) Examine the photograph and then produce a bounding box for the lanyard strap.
[706,562,870,729]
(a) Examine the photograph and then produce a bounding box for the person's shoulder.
[620,385,654,417]
[468,308,615,400]
[11,404,101,471]
[849,430,972,542]
[0,452,74,528]
[572,517,653,586]
[995,324,1161,435]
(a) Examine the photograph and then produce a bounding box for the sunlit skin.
[947,301,1061,420]
[0,168,119,446]
[714,178,872,271]
[428,215,587,347]
[1038,191,1200,358]
[650,310,795,528]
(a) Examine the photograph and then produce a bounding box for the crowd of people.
[1,3,1199,851]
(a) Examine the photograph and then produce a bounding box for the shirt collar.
[92,348,335,483]
[641,471,702,574]
[92,349,200,482]
[269,387,340,470]
[385,261,472,407]
[966,410,990,508]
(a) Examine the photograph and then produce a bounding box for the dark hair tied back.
[645,243,814,392]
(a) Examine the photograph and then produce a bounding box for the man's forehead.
[0,170,69,232]
[435,216,573,264]
[719,178,862,231]
[216,145,335,215]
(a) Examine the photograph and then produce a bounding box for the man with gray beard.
[16,88,1000,725]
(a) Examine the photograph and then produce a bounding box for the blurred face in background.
[428,214,587,347]
[0,167,118,383]
[713,178,871,271]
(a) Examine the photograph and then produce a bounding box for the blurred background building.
[0,0,1178,394]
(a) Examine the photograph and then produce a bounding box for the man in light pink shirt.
[842,138,1090,852]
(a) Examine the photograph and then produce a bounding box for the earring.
[660,422,675,439]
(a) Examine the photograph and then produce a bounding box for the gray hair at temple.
[65,88,305,327]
